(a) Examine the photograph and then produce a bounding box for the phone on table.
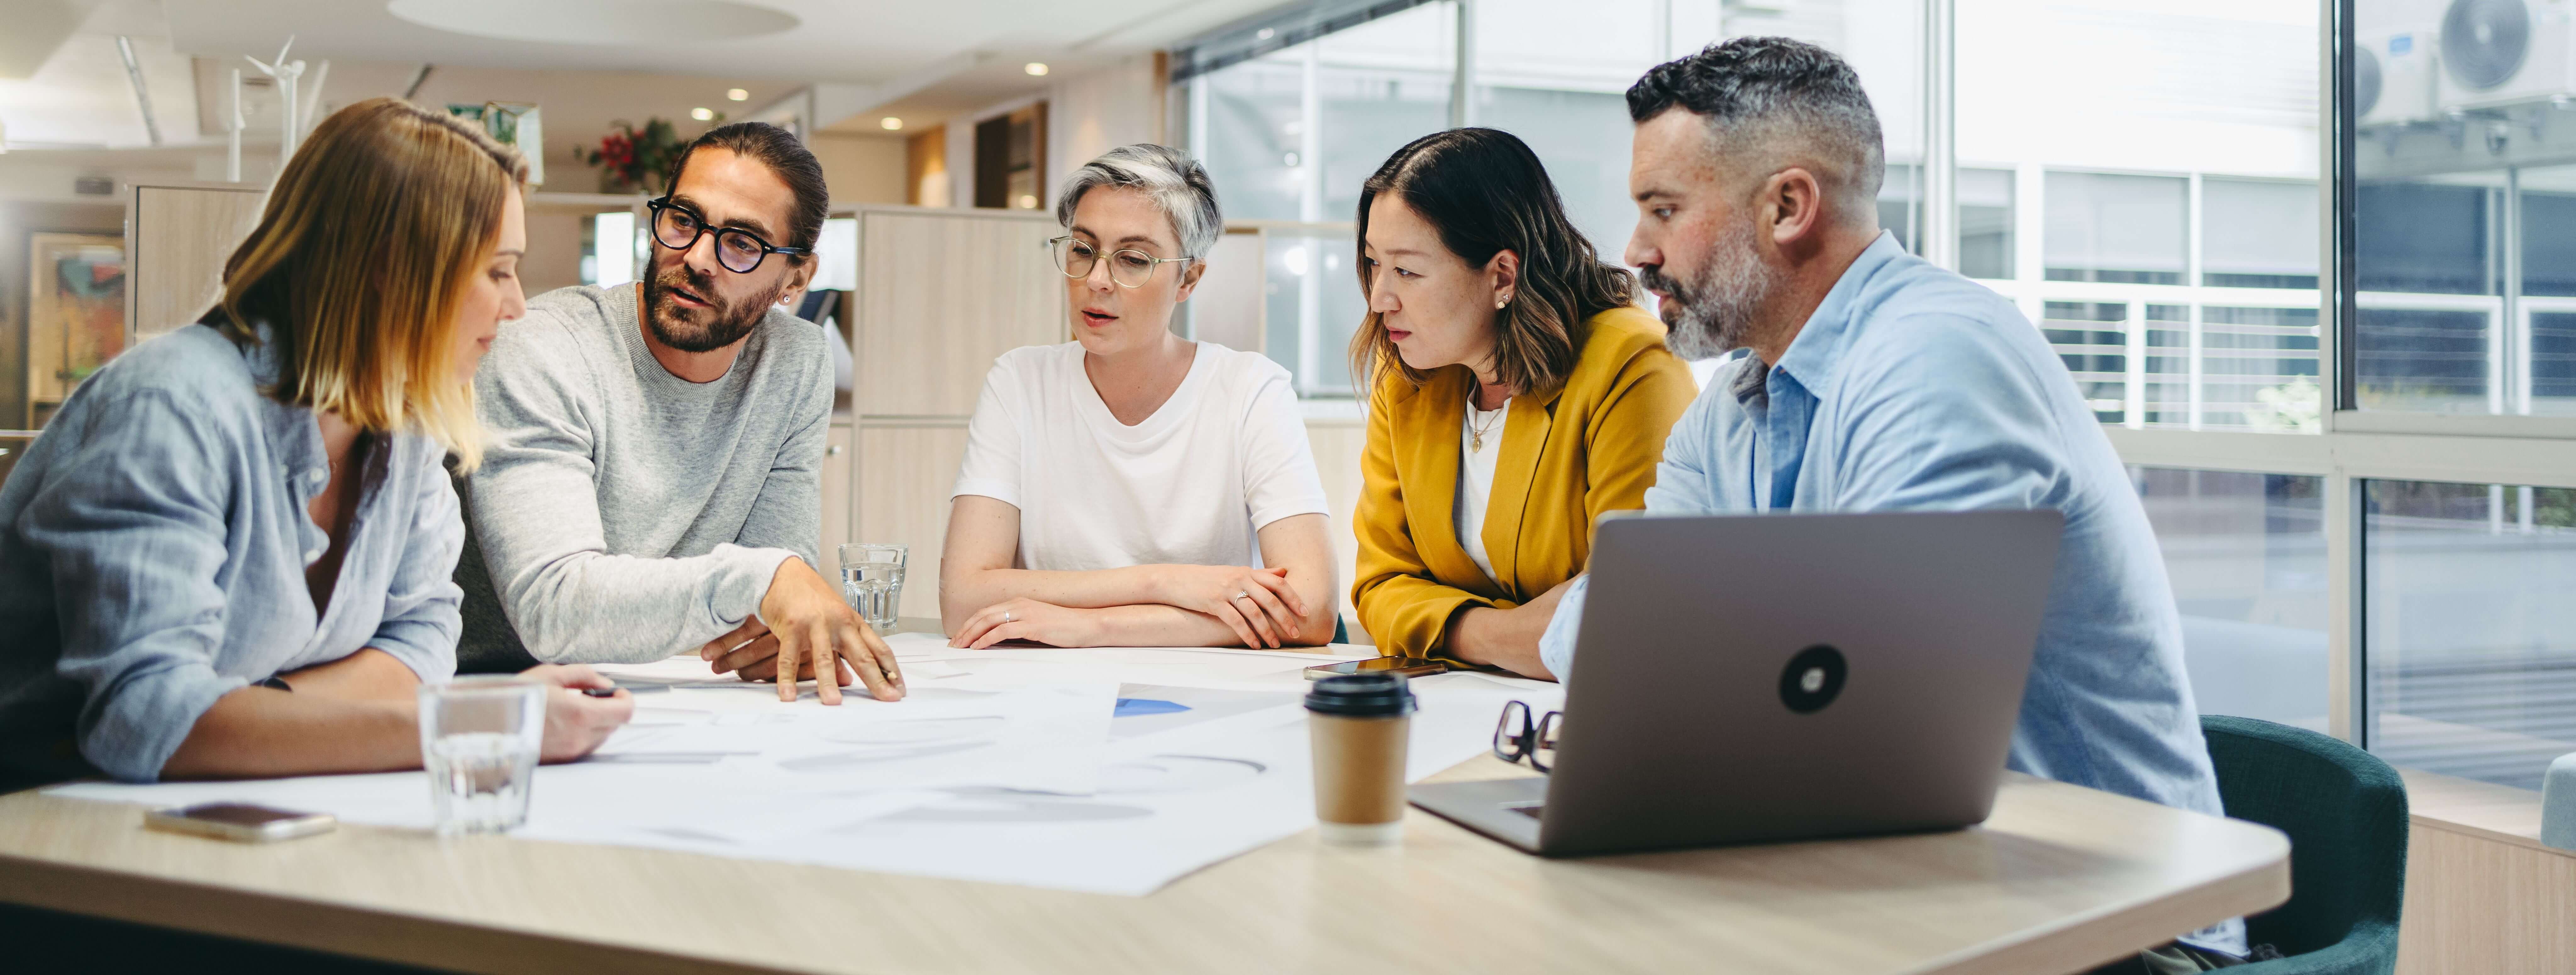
[143,803,336,843]
[1303,656,1448,680]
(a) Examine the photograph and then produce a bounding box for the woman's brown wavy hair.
[1347,127,1636,395]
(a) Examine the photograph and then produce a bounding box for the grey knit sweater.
[454,284,830,672]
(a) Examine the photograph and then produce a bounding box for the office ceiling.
[4,0,1286,170]
[161,0,1280,83]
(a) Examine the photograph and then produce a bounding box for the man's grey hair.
[1054,143,1224,258]
[1626,36,1886,222]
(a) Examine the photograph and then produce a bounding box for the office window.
[1959,167,2014,280]
[2365,479,2576,790]
[1473,0,1666,254]
[2134,468,2329,730]
[2349,0,2576,419]
[1191,2,1456,395]
[2044,172,2188,285]
[2202,178,2319,290]
[582,211,638,288]
[2202,306,2322,432]
[2045,301,2131,423]
[1180,0,1926,388]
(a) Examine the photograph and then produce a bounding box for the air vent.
[73,176,114,196]
[2444,0,2534,90]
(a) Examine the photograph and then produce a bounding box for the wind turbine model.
[245,36,305,166]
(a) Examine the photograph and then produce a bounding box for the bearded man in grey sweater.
[456,122,902,705]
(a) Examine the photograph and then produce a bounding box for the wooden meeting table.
[0,624,2287,975]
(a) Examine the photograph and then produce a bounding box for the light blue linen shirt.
[1538,232,2241,954]
[0,323,462,783]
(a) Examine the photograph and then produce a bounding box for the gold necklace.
[1468,397,1506,453]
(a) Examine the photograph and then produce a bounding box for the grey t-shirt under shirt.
[455,283,831,672]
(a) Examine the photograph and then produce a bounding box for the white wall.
[809,133,909,206]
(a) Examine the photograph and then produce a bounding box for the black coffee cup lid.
[1304,673,1417,716]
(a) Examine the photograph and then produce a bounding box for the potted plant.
[578,117,697,195]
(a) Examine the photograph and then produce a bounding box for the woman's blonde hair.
[216,96,528,470]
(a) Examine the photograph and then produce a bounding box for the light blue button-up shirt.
[1539,233,2240,954]
[0,323,462,784]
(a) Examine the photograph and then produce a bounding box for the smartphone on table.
[1302,656,1448,680]
[143,803,336,843]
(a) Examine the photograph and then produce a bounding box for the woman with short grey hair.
[938,144,1341,651]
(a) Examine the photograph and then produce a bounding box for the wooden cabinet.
[851,208,1064,417]
[853,424,972,620]
[819,421,853,560]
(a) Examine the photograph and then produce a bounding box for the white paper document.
[50,635,1562,896]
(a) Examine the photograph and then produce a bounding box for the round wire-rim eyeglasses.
[646,197,810,274]
[1048,235,1195,288]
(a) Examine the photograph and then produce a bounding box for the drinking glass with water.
[417,677,547,835]
[839,542,908,632]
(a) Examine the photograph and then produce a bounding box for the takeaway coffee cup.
[1305,673,1417,846]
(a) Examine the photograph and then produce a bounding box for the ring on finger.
[1003,611,1014,623]
[1233,591,1251,601]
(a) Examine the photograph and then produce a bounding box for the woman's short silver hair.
[1054,143,1223,258]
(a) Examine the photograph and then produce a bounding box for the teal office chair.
[2200,715,2408,975]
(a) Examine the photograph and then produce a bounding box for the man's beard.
[644,260,781,354]
[1644,219,1779,361]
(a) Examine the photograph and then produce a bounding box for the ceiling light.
[387,0,797,45]
[726,88,748,101]
[1257,28,1275,40]
[880,117,903,131]
[1024,62,1050,76]
[691,107,714,121]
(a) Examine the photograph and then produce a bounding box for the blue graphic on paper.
[1113,698,1191,717]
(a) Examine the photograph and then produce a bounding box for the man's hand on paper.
[701,617,781,677]
[1149,564,1308,649]
[521,664,636,762]
[758,557,905,704]
[948,597,1103,649]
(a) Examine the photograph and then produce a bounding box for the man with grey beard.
[1535,38,2247,972]
[455,122,902,706]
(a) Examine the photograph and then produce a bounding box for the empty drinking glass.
[839,543,908,632]
[418,677,547,835]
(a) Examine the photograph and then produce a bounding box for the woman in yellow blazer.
[1348,128,1696,679]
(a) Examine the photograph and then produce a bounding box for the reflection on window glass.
[2201,178,2318,290]
[2044,171,2188,285]
[1264,233,1367,396]
[1959,167,2014,280]
[1475,0,1664,253]
[1316,5,1456,223]
[1962,0,2317,431]
[2367,480,2576,791]
[2351,0,2576,418]
[2045,301,2130,424]
[2133,468,2328,730]
[1200,58,1303,223]
[2206,306,2323,432]
[1186,0,1925,391]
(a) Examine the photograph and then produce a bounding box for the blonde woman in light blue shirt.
[0,98,630,787]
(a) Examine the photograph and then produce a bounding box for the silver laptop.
[1409,509,2062,857]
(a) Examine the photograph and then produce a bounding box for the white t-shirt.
[1454,396,1509,583]
[952,341,1331,572]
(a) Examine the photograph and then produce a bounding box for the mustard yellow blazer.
[1351,306,1697,660]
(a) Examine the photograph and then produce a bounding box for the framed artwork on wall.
[26,231,127,429]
